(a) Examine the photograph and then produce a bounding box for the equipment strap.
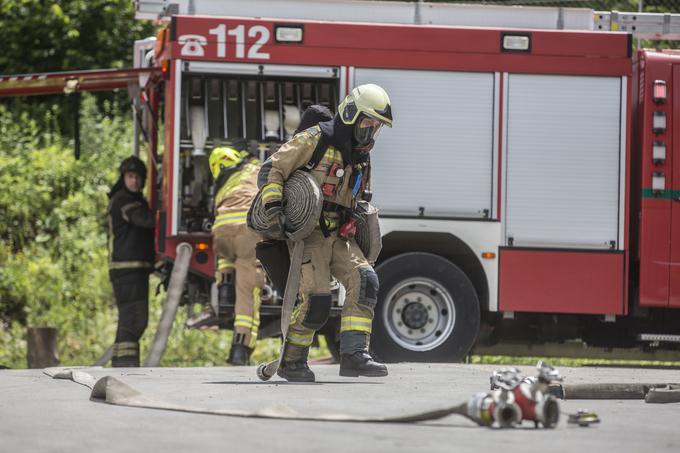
[257,240,305,380]
[303,130,329,172]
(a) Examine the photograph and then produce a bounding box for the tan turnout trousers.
[285,229,377,359]
[213,224,263,348]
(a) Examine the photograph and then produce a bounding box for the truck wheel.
[372,252,480,362]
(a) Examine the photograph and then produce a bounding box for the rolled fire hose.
[248,171,323,380]
[143,243,193,367]
[248,170,323,241]
[354,200,382,264]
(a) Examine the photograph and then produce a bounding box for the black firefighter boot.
[111,341,140,367]
[340,351,388,377]
[339,331,388,377]
[277,343,315,382]
[228,333,252,366]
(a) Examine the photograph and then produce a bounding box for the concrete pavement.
[1,363,679,452]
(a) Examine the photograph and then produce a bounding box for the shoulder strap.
[303,130,328,171]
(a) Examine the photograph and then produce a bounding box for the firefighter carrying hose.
[256,84,393,382]
[108,156,155,367]
[209,146,264,366]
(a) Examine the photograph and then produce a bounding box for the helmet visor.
[354,116,383,146]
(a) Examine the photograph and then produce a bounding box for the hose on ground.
[143,243,193,367]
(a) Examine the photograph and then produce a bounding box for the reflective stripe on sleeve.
[261,183,283,202]
[213,211,248,229]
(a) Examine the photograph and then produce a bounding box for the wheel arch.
[377,231,490,312]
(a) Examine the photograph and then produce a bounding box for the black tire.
[371,252,480,362]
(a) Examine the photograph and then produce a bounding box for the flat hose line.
[42,368,680,425]
[549,383,680,403]
[42,367,470,424]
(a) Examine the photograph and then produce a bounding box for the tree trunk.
[26,327,59,368]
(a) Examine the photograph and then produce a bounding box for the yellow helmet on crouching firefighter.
[338,84,392,148]
[209,147,249,179]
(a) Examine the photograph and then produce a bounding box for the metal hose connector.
[248,171,323,241]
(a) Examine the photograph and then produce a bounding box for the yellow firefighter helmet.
[209,147,247,179]
[338,83,393,127]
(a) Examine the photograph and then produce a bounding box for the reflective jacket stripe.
[213,211,248,229]
[261,183,283,202]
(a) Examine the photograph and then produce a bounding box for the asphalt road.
[1,363,679,452]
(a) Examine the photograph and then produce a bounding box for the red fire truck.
[2,0,680,362]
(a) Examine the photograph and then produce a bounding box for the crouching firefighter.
[209,146,264,366]
[108,156,155,367]
[255,84,393,382]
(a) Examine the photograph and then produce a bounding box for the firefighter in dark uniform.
[107,156,155,367]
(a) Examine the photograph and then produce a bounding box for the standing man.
[209,146,263,365]
[257,84,393,382]
[108,156,155,367]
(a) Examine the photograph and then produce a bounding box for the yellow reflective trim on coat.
[214,161,260,206]
[287,332,314,346]
[324,147,343,164]
[213,211,248,229]
[261,184,283,202]
[340,316,373,333]
[217,259,235,270]
[234,321,253,329]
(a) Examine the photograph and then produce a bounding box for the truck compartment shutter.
[355,68,496,218]
[503,74,623,249]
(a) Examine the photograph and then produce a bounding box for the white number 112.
[208,24,271,60]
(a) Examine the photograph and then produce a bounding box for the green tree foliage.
[0,95,127,366]
[0,0,154,74]
[0,1,156,133]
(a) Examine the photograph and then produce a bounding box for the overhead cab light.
[275,26,303,43]
[653,80,667,103]
[501,33,531,52]
[653,111,666,134]
[653,141,666,164]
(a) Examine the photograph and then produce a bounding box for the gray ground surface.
[1,363,679,452]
